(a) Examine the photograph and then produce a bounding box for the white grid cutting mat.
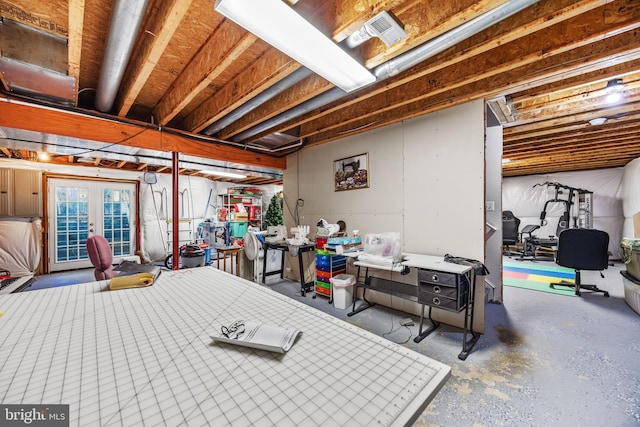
[0,267,450,426]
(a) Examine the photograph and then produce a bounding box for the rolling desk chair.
[550,228,610,297]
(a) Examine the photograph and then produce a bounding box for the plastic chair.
[87,235,117,280]
[550,228,610,297]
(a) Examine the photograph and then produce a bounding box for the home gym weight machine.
[519,181,593,259]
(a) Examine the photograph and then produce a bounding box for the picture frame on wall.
[334,153,369,191]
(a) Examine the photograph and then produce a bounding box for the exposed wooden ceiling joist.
[0,0,637,183]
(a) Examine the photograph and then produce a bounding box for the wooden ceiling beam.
[505,130,640,154]
[506,98,640,136]
[504,159,634,177]
[305,27,640,146]
[217,0,544,140]
[505,152,640,172]
[513,69,640,111]
[67,0,85,106]
[512,84,640,124]
[115,0,194,116]
[183,50,300,133]
[152,21,257,125]
[506,134,640,158]
[298,3,640,141]
[217,74,333,139]
[362,0,511,68]
[0,100,286,170]
[238,0,615,143]
[504,115,640,146]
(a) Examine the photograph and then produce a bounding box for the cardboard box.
[634,211,640,238]
[235,212,249,221]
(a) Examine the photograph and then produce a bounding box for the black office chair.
[502,211,521,256]
[550,228,610,297]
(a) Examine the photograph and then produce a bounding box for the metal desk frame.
[348,254,481,360]
[262,240,316,296]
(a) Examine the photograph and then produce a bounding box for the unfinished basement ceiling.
[0,0,639,183]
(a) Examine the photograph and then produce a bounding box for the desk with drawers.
[349,254,481,360]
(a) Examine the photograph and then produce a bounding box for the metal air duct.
[95,0,150,112]
[203,67,313,135]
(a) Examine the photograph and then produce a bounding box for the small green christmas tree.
[263,195,283,229]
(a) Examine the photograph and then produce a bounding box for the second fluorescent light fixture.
[202,170,247,179]
[214,0,376,93]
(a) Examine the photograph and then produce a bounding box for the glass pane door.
[48,179,136,272]
[54,185,90,265]
[103,188,132,258]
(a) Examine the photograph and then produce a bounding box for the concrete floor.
[264,259,640,427]
[27,258,640,426]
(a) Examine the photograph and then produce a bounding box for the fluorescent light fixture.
[589,117,607,126]
[214,0,376,93]
[202,170,247,179]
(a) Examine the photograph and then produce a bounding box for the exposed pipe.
[95,0,150,112]
[231,0,539,142]
[172,151,180,270]
[203,67,313,135]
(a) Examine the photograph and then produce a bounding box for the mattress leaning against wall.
[0,218,41,276]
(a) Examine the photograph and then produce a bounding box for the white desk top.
[354,253,472,275]
[0,267,450,426]
[401,253,472,274]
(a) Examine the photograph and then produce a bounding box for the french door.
[48,178,137,272]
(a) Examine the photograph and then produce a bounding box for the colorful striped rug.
[503,261,577,296]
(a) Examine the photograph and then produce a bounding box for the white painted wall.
[485,110,504,302]
[0,158,282,271]
[620,157,640,239]
[283,100,487,330]
[503,168,624,256]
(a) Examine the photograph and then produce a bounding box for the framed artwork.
[334,153,369,191]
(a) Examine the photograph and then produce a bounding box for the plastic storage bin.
[330,274,356,310]
[229,221,248,237]
[622,270,640,315]
[621,239,640,280]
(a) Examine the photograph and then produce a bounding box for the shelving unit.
[315,237,346,301]
[218,189,263,246]
[219,190,262,226]
[577,192,593,229]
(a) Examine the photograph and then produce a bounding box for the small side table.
[216,246,242,276]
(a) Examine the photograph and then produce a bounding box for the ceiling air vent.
[346,11,407,48]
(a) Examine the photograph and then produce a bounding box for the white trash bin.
[330,274,356,310]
